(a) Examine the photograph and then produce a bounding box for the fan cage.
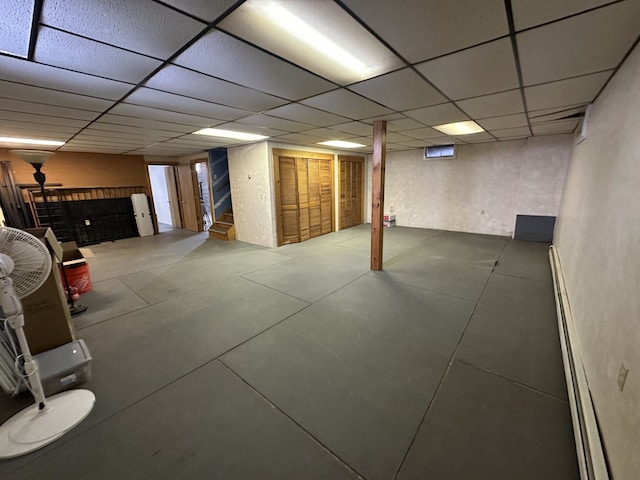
[0,228,52,298]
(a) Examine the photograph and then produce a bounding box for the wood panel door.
[177,163,203,232]
[274,150,334,246]
[338,155,365,230]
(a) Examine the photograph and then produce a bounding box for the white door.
[131,193,154,236]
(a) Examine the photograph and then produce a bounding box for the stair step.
[215,220,234,228]
[222,212,234,221]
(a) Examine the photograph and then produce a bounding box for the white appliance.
[131,193,154,237]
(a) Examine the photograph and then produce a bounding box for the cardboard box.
[61,241,86,266]
[61,241,92,293]
[21,228,75,355]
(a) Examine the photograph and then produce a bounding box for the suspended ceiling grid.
[1,0,638,156]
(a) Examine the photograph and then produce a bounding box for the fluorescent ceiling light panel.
[0,0,34,58]
[219,0,403,84]
[0,136,65,147]
[193,128,268,141]
[433,121,484,136]
[318,140,365,148]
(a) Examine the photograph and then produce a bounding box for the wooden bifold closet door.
[274,150,334,246]
[338,155,365,230]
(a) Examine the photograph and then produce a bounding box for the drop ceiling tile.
[265,104,349,127]
[491,126,532,138]
[387,144,411,152]
[476,113,529,130]
[0,80,113,111]
[401,127,445,140]
[99,114,198,133]
[162,136,230,147]
[331,122,373,136]
[60,145,129,153]
[512,0,616,30]
[84,125,175,140]
[212,122,287,137]
[0,120,80,136]
[160,0,237,22]
[524,71,612,111]
[1,98,100,120]
[271,132,326,145]
[35,27,162,84]
[456,89,524,118]
[341,0,509,62]
[348,68,446,110]
[386,132,416,143]
[145,65,287,112]
[301,128,352,140]
[361,113,407,123]
[428,135,459,145]
[220,0,403,85]
[174,30,336,100]
[386,117,425,132]
[109,104,225,127]
[124,88,250,121]
[416,38,519,100]
[301,89,392,120]
[518,2,640,86]
[0,110,91,128]
[529,105,587,124]
[235,114,311,133]
[41,0,205,59]
[396,139,432,148]
[531,119,579,135]
[404,103,468,126]
[455,131,495,143]
[0,55,132,100]
[71,135,149,146]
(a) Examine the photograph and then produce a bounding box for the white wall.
[228,142,276,247]
[367,136,572,236]
[553,44,640,479]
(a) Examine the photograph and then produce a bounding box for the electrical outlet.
[617,364,629,391]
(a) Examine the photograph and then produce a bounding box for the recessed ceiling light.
[433,121,484,136]
[220,0,402,84]
[193,128,268,141]
[0,136,65,147]
[318,140,366,148]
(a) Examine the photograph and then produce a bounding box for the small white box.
[34,339,92,397]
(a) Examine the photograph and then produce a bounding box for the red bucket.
[64,262,92,294]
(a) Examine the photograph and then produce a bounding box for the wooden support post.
[370,120,386,271]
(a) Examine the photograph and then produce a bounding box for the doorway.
[338,155,365,230]
[148,165,181,231]
[273,149,334,246]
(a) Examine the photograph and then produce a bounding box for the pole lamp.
[10,150,87,316]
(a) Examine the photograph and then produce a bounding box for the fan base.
[0,389,95,458]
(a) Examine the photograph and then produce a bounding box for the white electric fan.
[0,227,94,458]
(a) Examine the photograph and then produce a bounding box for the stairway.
[208,211,235,241]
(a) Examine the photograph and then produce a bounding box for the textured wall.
[366,136,572,236]
[228,142,276,247]
[554,44,640,479]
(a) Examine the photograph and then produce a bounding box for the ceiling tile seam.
[150,0,214,24]
[0,95,114,114]
[27,0,44,60]
[15,58,138,87]
[96,118,206,134]
[590,33,640,106]
[163,61,300,103]
[138,85,261,114]
[0,78,129,103]
[522,68,616,89]
[119,100,242,125]
[513,0,625,35]
[213,27,342,90]
[0,106,100,123]
[36,24,171,63]
[331,0,499,141]
[529,105,588,120]
[55,2,249,151]
[504,0,533,137]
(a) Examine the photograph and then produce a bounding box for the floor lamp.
[10,150,87,316]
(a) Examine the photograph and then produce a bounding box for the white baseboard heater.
[549,246,609,480]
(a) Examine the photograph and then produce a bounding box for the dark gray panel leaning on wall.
[514,215,556,242]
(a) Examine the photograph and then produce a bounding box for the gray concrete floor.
[0,225,578,479]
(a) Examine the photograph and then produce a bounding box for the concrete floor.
[0,225,578,479]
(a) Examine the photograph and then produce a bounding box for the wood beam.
[370,120,386,271]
